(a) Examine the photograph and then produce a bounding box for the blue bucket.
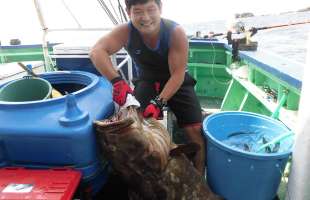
[203,111,293,200]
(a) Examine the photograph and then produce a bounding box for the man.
[227,20,258,61]
[90,0,205,175]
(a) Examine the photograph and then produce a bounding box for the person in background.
[195,30,202,38]
[90,0,205,175]
[227,20,258,61]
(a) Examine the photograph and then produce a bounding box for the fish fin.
[169,142,200,158]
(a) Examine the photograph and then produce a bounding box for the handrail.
[32,0,119,72]
[33,0,54,71]
[116,55,134,87]
[116,55,130,70]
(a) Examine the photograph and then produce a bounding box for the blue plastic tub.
[0,71,114,195]
[203,111,293,200]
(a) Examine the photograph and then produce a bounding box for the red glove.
[143,96,166,120]
[143,104,162,119]
[111,76,133,106]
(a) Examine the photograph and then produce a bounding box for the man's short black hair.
[125,0,161,9]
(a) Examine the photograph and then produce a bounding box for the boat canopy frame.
[32,0,128,72]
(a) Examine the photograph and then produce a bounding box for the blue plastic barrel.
[0,71,114,196]
[203,111,293,200]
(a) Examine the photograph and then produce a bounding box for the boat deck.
[0,62,45,84]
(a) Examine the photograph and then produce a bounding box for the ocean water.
[1,11,309,64]
[184,11,310,64]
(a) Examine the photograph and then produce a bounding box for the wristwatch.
[150,96,167,109]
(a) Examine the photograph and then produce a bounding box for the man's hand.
[111,76,133,106]
[249,27,258,37]
[143,104,162,119]
[143,96,167,120]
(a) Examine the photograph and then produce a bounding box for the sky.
[0,0,309,44]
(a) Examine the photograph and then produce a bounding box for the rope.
[97,0,119,25]
[210,41,231,85]
[61,0,82,28]
[0,46,7,64]
[118,0,128,22]
[108,0,121,23]
[103,0,119,24]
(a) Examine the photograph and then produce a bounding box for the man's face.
[127,0,162,35]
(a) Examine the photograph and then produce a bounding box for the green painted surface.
[187,63,231,97]
[0,45,53,64]
[247,61,300,110]
[221,79,246,110]
[187,42,298,199]
[0,77,52,101]
[188,45,230,98]
[241,93,272,115]
[188,42,300,118]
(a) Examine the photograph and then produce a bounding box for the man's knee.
[180,122,202,129]
[182,123,204,143]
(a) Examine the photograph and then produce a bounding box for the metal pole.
[33,0,54,71]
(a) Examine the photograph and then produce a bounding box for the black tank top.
[126,18,177,82]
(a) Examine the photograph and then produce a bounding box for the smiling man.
[90,0,205,175]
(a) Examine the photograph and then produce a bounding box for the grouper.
[94,106,222,200]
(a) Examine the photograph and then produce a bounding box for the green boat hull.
[188,40,300,128]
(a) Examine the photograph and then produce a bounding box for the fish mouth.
[96,117,134,130]
[94,107,140,134]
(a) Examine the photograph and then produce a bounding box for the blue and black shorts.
[133,73,202,127]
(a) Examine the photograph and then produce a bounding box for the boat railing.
[188,40,302,132]
[115,54,134,88]
[33,0,116,72]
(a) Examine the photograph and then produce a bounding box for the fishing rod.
[206,20,310,38]
[255,20,310,31]
[226,20,310,61]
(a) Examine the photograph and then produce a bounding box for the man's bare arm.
[90,24,129,81]
[159,26,188,101]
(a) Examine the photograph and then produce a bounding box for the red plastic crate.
[0,167,81,200]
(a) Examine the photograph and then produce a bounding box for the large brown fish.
[94,106,222,200]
